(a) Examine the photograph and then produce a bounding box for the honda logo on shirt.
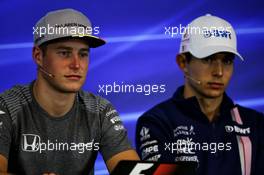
[22,134,40,152]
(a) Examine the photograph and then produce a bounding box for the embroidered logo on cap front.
[203,29,232,39]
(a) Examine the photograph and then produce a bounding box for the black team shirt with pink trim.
[136,86,264,175]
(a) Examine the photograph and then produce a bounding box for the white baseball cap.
[34,9,105,48]
[179,14,244,61]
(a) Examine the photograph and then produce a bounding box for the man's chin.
[59,88,80,94]
[66,86,82,92]
[204,91,224,99]
[56,84,82,93]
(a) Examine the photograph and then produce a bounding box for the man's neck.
[33,79,76,117]
[184,85,223,122]
[196,97,222,122]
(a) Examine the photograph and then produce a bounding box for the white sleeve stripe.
[0,110,5,114]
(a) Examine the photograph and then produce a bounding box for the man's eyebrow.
[54,46,90,52]
[80,48,90,52]
[55,46,73,50]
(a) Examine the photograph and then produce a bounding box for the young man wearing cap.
[136,14,264,175]
[0,9,139,175]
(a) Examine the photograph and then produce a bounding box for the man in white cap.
[0,9,139,175]
[136,14,264,175]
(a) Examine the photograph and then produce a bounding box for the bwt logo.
[225,125,250,135]
[22,134,40,152]
[203,29,232,39]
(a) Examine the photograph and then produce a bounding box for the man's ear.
[32,46,43,67]
[176,53,188,73]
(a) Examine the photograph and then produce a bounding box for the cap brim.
[37,35,106,48]
[190,45,244,61]
[71,35,106,48]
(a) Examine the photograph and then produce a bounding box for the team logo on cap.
[203,29,232,39]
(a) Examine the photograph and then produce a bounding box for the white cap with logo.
[179,14,244,61]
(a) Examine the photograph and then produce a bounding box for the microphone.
[37,66,55,78]
[184,74,201,85]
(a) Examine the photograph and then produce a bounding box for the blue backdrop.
[1,0,264,174]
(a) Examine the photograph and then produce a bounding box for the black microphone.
[37,66,55,78]
[184,74,201,85]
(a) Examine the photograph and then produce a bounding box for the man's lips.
[208,82,224,89]
[64,75,82,80]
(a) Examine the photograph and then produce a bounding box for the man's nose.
[212,60,223,77]
[69,54,80,69]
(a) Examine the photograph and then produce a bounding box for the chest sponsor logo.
[147,154,161,161]
[140,127,150,141]
[173,138,195,154]
[21,134,99,153]
[173,125,195,137]
[225,125,250,135]
[175,155,198,162]
[140,140,158,149]
[142,145,159,159]
[22,134,40,152]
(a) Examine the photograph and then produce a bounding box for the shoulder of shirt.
[77,90,112,113]
[236,104,264,119]
[0,84,32,121]
[139,98,175,121]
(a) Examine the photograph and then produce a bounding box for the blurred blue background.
[1,0,264,174]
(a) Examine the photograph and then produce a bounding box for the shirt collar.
[172,85,235,122]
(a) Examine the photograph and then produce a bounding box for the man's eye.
[201,58,212,64]
[80,52,88,58]
[223,58,234,65]
[58,51,71,57]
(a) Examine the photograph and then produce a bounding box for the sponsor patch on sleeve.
[0,110,5,115]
